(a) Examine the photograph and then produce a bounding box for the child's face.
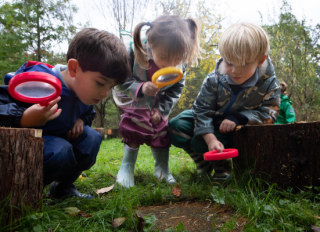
[150,47,181,69]
[73,68,116,105]
[224,57,264,85]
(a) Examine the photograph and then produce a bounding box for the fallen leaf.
[112,217,126,228]
[172,185,181,197]
[78,211,92,218]
[96,184,114,195]
[64,207,81,216]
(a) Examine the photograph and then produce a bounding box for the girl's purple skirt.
[119,107,170,148]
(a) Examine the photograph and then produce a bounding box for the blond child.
[169,23,280,179]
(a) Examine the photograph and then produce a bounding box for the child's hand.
[207,139,224,153]
[150,108,162,125]
[142,81,159,96]
[67,118,84,139]
[203,133,224,152]
[20,97,62,127]
[219,119,236,134]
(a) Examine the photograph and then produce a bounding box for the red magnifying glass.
[204,148,239,161]
[8,71,62,106]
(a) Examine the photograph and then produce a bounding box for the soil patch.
[138,201,247,231]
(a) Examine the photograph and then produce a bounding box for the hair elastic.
[146,22,152,27]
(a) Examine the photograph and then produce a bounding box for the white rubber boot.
[151,147,176,184]
[116,144,138,188]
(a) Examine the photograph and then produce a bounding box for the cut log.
[0,127,44,226]
[232,122,320,189]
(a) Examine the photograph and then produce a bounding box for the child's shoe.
[212,170,231,180]
[211,158,232,180]
[49,182,93,199]
[189,152,214,175]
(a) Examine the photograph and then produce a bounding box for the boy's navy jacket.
[0,61,96,136]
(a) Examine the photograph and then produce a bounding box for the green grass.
[2,138,320,232]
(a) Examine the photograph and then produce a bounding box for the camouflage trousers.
[169,109,233,176]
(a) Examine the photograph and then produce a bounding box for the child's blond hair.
[219,23,269,66]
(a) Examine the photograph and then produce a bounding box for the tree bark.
[0,127,44,226]
[232,122,320,189]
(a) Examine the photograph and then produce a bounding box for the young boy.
[0,28,131,198]
[169,23,280,179]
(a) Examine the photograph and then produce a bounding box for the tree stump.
[0,127,44,226]
[232,122,320,189]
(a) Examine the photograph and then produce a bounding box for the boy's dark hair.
[67,28,131,84]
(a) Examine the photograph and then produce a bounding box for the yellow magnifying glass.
[152,67,183,89]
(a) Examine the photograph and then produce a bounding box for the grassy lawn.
[2,138,320,232]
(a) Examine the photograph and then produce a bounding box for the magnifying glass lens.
[157,73,180,82]
[15,81,56,98]
[152,67,183,88]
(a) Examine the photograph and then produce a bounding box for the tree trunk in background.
[0,127,44,227]
[232,122,320,189]
[93,98,108,128]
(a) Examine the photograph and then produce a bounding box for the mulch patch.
[138,201,248,231]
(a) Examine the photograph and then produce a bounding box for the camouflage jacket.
[193,56,280,137]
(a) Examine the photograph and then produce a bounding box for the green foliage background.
[0,0,76,84]
[264,1,320,121]
[0,0,320,126]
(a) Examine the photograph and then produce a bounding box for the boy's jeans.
[43,125,102,186]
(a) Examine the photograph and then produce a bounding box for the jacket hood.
[281,94,292,104]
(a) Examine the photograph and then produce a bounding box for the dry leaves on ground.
[96,184,114,195]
